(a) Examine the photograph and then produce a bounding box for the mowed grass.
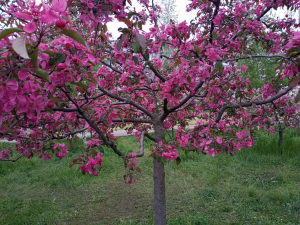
[0,129,300,225]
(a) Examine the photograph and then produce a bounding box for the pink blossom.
[128,152,137,167]
[0,149,11,159]
[162,146,179,162]
[53,143,68,159]
[216,137,222,144]
[241,65,248,72]
[23,22,37,33]
[236,131,244,139]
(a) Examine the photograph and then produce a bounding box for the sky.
[107,0,197,39]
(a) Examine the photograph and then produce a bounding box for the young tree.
[0,0,299,224]
[159,0,178,25]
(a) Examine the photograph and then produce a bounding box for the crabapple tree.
[0,0,300,224]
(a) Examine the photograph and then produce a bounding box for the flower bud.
[55,19,67,28]
[46,101,54,108]
[57,63,66,70]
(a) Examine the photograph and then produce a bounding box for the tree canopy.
[0,0,299,224]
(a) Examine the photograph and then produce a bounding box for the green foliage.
[238,42,280,88]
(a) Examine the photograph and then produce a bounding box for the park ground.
[0,129,300,225]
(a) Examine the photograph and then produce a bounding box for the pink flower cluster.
[152,142,179,162]
[53,143,68,159]
[124,177,135,184]
[162,146,179,162]
[87,139,100,149]
[282,65,298,79]
[79,152,103,176]
[127,152,137,167]
[0,149,11,160]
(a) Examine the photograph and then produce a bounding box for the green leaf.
[295,92,300,103]
[100,114,108,126]
[215,61,223,71]
[289,77,300,89]
[187,75,191,83]
[97,145,105,153]
[75,81,88,90]
[43,50,55,57]
[30,48,38,68]
[194,46,201,55]
[0,27,22,41]
[88,148,97,156]
[138,21,142,30]
[31,68,50,82]
[88,74,98,85]
[60,30,88,48]
[44,106,54,114]
[132,56,139,65]
[132,41,140,53]
[65,83,74,93]
[49,53,66,66]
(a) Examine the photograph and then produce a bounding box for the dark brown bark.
[153,121,167,225]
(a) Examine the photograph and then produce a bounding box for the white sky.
[107,0,197,39]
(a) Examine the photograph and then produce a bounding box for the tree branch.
[98,85,154,118]
[215,87,291,122]
[112,118,153,123]
[0,154,24,162]
[145,132,156,142]
[100,60,122,74]
[136,131,145,157]
[209,0,220,44]
[162,81,204,120]
[222,0,277,49]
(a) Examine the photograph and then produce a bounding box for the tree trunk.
[153,157,167,225]
[153,121,167,225]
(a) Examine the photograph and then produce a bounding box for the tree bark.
[153,121,167,225]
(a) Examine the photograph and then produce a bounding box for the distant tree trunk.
[153,121,167,225]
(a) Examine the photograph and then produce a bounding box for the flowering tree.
[0,0,300,224]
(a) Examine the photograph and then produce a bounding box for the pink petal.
[17,95,27,105]
[18,70,27,80]
[24,22,36,33]
[3,100,15,113]
[52,0,67,12]
[7,80,18,91]
[88,54,95,63]
[41,9,59,24]
[14,12,33,21]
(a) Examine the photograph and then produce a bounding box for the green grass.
[0,130,300,225]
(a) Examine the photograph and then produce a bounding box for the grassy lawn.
[0,129,300,225]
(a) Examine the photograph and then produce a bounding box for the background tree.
[0,0,299,225]
[159,0,178,25]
